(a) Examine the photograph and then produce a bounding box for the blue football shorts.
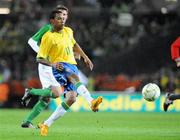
[52,62,79,92]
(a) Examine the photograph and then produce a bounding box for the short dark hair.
[49,10,61,20]
[49,5,68,20]
[56,5,68,13]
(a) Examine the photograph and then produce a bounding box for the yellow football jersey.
[37,27,77,64]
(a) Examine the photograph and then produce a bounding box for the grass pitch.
[0,109,180,140]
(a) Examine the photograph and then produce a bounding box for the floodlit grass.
[0,109,180,140]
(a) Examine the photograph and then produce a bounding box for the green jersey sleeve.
[31,24,52,42]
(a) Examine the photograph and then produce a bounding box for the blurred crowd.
[0,0,180,107]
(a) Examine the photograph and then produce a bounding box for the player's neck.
[52,26,64,33]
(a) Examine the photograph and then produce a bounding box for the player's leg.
[21,97,49,128]
[21,86,60,104]
[21,64,63,106]
[68,73,102,112]
[169,94,180,100]
[163,93,180,112]
[21,87,62,127]
[64,63,102,112]
[39,91,77,136]
[21,64,63,128]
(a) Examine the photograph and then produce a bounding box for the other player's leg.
[64,63,103,112]
[39,91,77,136]
[163,93,180,112]
[68,73,103,112]
[21,64,62,128]
[21,97,49,128]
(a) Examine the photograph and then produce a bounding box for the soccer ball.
[142,83,161,102]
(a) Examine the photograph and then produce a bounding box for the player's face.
[53,10,68,29]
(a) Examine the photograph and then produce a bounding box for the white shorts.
[38,63,60,88]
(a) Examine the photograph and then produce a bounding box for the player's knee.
[66,92,77,104]
[41,97,50,103]
[51,86,63,98]
[68,74,80,84]
[53,93,59,98]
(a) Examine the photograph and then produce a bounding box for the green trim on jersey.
[32,24,52,43]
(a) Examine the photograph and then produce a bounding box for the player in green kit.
[21,5,102,128]
[27,24,51,52]
[21,25,52,128]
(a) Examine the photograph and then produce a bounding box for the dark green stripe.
[75,82,82,88]
[61,102,69,110]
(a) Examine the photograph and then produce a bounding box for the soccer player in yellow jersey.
[21,5,83,128]
[21,6,102,136]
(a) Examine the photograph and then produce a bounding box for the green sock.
[30,88,53,97]
[24,100,48,123]
[75,82,83,89]
[61,102,70,111]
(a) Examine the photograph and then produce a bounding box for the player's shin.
[23,98,48,124]
[44,102,69,127]
[75,82,93,105]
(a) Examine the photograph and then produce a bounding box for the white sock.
[44,106,67,127]
[76,83,93,105]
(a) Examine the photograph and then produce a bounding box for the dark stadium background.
[1,1,180,140]
[0,0,179,108]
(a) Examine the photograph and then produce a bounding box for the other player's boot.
[163,93,173,112]
[21,88,32,106]
[21,121,35,128]
[91,96,103,112]
[39,124,49,136]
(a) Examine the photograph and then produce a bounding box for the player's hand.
[52,63,64,71]
[84,57,93,70]
[175,58,180,67]
[74,52,81,60]
[176,61,180,67]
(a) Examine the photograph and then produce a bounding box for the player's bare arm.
[73,43,93,70]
